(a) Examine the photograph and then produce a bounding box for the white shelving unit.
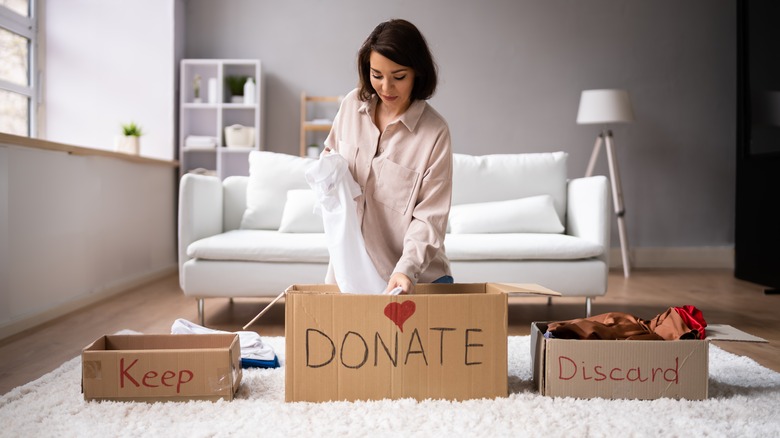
[179,59,262,179]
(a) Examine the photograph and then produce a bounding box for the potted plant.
[115,122,144,155]
[225,75,248,103]
[193,74,202,103]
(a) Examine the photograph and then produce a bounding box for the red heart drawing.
[384,301,416,333]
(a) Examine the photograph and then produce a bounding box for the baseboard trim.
[610,246,734,269]
[0,265,177,342]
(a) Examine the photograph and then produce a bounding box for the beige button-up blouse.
[324,88,452,284]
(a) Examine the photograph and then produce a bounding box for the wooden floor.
[1,269,778,396]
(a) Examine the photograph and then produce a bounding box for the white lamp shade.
[577,89,635,124]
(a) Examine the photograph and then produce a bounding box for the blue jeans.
[432,275,454,284]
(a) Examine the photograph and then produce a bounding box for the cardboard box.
[531,321,766,400]
[285,283,559,402]
[82,334,242,402]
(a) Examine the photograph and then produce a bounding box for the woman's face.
[369,51,415,114]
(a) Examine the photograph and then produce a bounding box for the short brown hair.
[357,19,438,102]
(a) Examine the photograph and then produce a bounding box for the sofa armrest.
[566,175,611,262]
[178,174,224,288]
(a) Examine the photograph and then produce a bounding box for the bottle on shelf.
[208,78,218,104]
[244,78,256,105]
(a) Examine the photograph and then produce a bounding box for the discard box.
[531,322,709,400]
[82,334,242,402]
[285,283,559,402]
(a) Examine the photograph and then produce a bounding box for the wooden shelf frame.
[299,92,340,157]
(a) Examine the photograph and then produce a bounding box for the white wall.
[0,141,177,338]
[0,0,181,339]
[43,0,176,161]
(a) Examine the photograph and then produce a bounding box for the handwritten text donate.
[304,299,487,369]
[305,327,485,369]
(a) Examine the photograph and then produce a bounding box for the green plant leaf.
[121,122,143,136]
[225,75,249,96]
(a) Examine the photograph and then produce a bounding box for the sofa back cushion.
[240,151,315,230]
[449,194,564,234]
[452,152,568,221]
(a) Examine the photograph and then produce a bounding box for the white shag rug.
[1,336,779,438]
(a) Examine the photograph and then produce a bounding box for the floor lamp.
[576,89,635,278]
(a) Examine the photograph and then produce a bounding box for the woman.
[324,19,453,295]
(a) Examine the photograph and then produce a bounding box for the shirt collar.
[399,99,426,132]
[358,94,426,132]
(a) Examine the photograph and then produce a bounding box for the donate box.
[82,334,242,402]
[530,322,709,400]
[285,283,559,402]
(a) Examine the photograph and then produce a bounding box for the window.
[0,0,36,137]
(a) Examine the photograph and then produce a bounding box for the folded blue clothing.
[241,355,280,369]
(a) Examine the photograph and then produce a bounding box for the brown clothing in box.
[546,308,698,340]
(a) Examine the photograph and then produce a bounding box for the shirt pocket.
[374,159,420,215]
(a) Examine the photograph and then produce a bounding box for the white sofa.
[178,151,610,325]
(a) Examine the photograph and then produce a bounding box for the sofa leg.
[585,297,592,318]
[198,298,205,326]
[547,297,552,306]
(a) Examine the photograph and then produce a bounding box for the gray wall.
[183,0,736,250]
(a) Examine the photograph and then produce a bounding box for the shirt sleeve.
[324,117,338,153]
[393,126,453,282]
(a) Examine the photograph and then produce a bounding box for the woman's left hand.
[384,272,413,295]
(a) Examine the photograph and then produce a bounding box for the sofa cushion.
[278,189,324,233]
[444,233,603,261]
[187,230,329,263]
[188,230,602,264]
[240,151,315,230]
[452,152,568,221]
[449,195,564,234]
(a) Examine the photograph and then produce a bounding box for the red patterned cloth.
[674,305,707,339]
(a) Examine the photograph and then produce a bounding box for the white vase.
[114,135,140,155]
[208,78,218,104]
[243,78,255,105]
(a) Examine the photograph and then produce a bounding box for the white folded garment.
[184,136,217,148]
[170,318,276,361]
[387,286,404,295]
[186,135,217,142]
[305,151,388,294]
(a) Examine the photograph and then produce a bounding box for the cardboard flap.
[706,324,768,343]
[491,283,561,297]
[244,290,287,329]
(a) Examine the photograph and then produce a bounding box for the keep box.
[82,333,242,402]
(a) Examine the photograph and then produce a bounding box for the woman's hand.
[384,272,413,295]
